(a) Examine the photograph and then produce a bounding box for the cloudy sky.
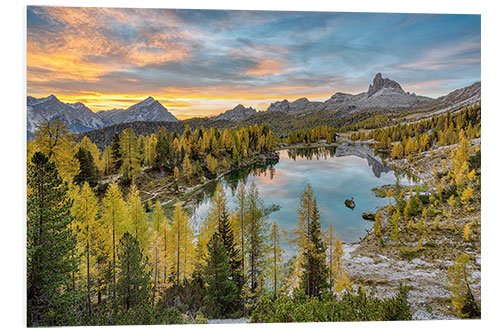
[27,7,480,119]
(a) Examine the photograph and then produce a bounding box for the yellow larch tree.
[119,128,141,181]
[332,238,352,295]
[70,182,99,319]
[100,182,128,300]
[151,200,165,305]
[126,183,150,252]
[32,120,80,183]
[170,201,195,285]
[197,183,227,264]
[374,210,383,236]
[324,223,337,290]
[270,221,284,298]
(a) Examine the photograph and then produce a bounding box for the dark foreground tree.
[116,232,151,312]
[218,208,243,300]
[73,147,100,187]
[27,152,80,326]
[202,232,238,318]
[296,184,328,297]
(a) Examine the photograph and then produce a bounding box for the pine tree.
[73,147,100,187]
[233,183,247,313]
[218,207,243,298]
[77,136,103,174]
[116,232,151,312]
[27,152,80,326]
[110,133,123,173]
[71,182,99,320]
[295,184,328,297]
[202,232,238,319]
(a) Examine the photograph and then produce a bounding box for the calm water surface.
[188,147,412,255]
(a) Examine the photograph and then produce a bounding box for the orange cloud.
[27,6,192,84]
[244,58,284,76]
[27,53,109,82]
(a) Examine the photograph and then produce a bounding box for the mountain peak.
[214,104,257,121]
[367,73,404,96]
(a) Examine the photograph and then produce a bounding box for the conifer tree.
[295,184,328,297]
[116,232,151,312]
[270,221,284,298]
[119,128,141,181]
[218,207,243,297]
[198,183,227,263]
[151,201,165,306]
[245,182,269,298]
[447,253,480,318]
[71,182,99,320]
[110,133,122,173]
[77,136,103,174]
[391,209,401,241]
[374,210,382,237]
[324,223,337,291]
[126,184,150,251]
[170,201,195,285]
[202,232,238,319]
[182,155,193,181]
[73,147,100,187]
[27,152,80,326]
[101,182,128,301]
[33,120,80,183]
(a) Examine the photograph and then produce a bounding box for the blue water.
[188,147,411,254]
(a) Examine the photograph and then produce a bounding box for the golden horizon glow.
[27,7,481,119]
[29,90,336,120]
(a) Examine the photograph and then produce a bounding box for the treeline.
[28,120,277,193]
[349,104,481,160]
[77,106,415,150]
[102,122,276,185]
[77,117,235,150]
[286,125,337,145]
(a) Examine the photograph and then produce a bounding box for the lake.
[187,145,413,255]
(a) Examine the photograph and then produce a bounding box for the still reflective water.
[187,146,412,252]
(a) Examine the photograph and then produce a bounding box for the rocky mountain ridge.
[263,73,434,117]
[27,95,178,134]
[28,73,480,136]
[213,104,257,121]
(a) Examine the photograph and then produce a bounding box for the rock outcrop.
[368,72,404,96]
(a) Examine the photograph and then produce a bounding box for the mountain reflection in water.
[187,146,413,256]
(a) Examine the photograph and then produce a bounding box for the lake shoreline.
[344,139,481,320]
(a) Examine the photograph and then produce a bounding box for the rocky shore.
[343,139,481,319]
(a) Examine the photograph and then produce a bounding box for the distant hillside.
[78,117,235,150]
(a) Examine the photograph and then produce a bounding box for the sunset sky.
[27,7,481,119]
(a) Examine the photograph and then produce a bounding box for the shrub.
[251,285,412,323]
